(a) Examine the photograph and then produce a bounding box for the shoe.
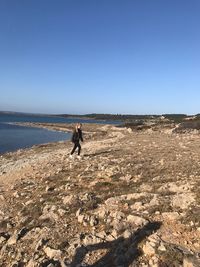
[69,154,73,159]
[77,155,81,160]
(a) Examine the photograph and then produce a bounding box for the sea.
[0,113,120,154]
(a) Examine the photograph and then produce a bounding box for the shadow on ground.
[84,149,120,157]
[70,221,162,267]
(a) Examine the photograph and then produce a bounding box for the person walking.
[70,123,83,159]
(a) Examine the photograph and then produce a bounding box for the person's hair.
[74,123,82,131]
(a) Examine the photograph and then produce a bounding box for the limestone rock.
[89,215,98,226]
[7,227,28,245]
[158,242,166,252]
[63,194,79,205]
[162,212,181,221]
[0,236,6,244]
[1,122,200,267]
[183,256,200,267]
[77,214,85,224]
[126,215,148,226]
[43,246,62,259]
[172,193,195,209]
[143,241,156,257]
[26,259,36,267]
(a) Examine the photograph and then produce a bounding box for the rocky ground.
[0,123,200,267]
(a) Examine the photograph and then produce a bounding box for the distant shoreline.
[0,122,110,156]
[10,122,72,133]
[1,110,196,123]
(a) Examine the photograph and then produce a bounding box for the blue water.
[0,113,120,154]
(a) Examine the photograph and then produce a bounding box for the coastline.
[10,121,108,133]
[0,123,200,265]
[0,121,111,157]
[0,123,108,185]
[0,122,71,156]
[7,122,72,133]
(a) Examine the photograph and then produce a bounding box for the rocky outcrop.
[0,123,200,266]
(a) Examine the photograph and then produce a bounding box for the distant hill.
[0,111,56,117]
[56,113,191,122]
[56,113,160,121]
[1,111,198,123]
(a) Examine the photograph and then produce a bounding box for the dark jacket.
[71,129,83,143]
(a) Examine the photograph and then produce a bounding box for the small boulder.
[143,241,156,257]
[183,256,200,267]
[43,246,62,260]
[127,215,148,226]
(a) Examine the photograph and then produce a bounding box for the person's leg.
[77,143,81,155]
[71,143,78,155]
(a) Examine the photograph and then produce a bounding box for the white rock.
[109,211,123,220]
[183,256,200,267]
[159,159,164,166]
[76,208,83,217]
[162,212,181,221]
[127,128,132,133]
[123,229,132,239]
[96,231,107,239]
[0,236,6,244]
[130,202,143,211]
[172,193,195,209]
[0,195,5,201]
[7,233,18,245]
[97,207,107,218]
[13,191,20,198]
[158,243,166,252]
[25,200,34,206]
[127,215,148,226]
[143,241,156,256]
[63,194,77,205]
[90,216,98,226]
[26,259,36,267]
[104,197,119,207]
[77,214,85,224]
[43,246,62,259]
[83,235,102,246]
[58,208,66,216]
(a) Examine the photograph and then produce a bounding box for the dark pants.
[71,142,81,155]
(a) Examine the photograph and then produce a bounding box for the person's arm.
[79,129,83,142]
[71,131,75,142]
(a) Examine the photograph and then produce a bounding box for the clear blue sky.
[0,0,200,115]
